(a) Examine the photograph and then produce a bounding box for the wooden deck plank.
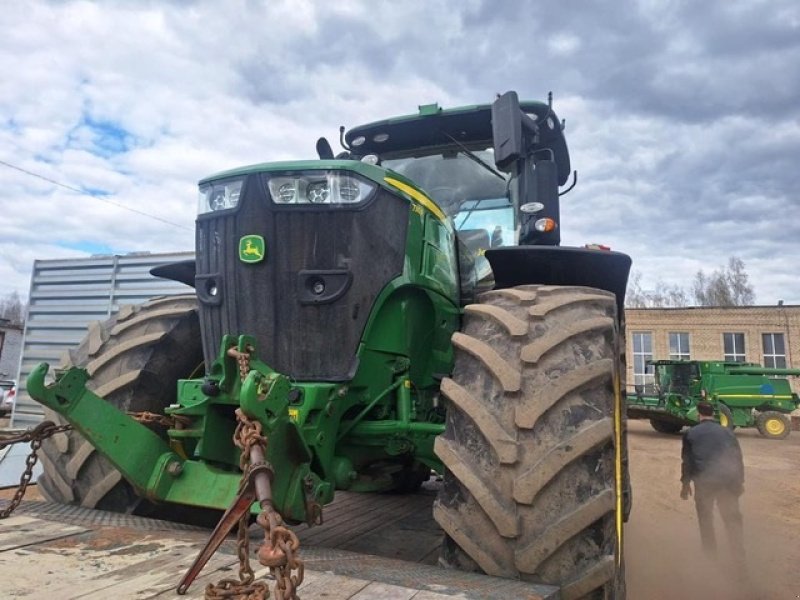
[298,494,409,544]
[338,509,441,563]
[0,515,89,551]
[3,527,249,600]
[411,591,472,600]
[73,553,236,599]
[350,582,418,600]
[293,571,371,599]
[303,498,427,547]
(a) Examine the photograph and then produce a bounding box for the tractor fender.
[485,246,632,317]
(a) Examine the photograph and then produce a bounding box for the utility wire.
[0,158,192,231]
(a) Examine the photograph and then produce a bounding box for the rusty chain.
[257,508,304,600]
[204,507,270,600]
[232,410,304,600]
[228,346,254,382]
[0,421,72,519]
[206,346,304,600]
[0,409,188,519]
[128,411,192,429]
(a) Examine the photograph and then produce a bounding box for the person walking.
[680,401,745,565]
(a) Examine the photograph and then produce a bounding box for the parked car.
[0,380,16,417]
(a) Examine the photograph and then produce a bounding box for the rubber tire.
[37,295,202,513]
[755,411,791,440]
[649,419,683,435]
[718,404,735,430]
[434,285,624,600]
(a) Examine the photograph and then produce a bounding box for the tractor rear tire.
[37,295,202,514]
[434,285,625,600]
[756,411,791,440]
[649,419,683,435]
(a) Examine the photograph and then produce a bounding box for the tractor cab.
[341,98,569,298]
[653,360,701,398]
[344,97,570,240]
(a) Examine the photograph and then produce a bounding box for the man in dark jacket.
[680,401,745,563]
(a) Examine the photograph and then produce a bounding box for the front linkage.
[179,409,304,599]
[27,334,319,597]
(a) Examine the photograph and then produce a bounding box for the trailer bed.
[1,482,557,600]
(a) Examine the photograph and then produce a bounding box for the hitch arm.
[26,363,179,498]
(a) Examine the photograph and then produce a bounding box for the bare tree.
[0,292,26,326]
[626,272,689,308]
[692,257,755,306]
[627,256,754,308]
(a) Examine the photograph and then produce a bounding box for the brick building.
[625,304,800,394]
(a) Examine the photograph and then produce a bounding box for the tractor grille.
[195,175,408,380]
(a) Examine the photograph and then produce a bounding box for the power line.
[0,158,192,231]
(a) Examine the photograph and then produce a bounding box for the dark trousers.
[693,481,745,564]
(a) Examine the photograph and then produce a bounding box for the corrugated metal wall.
[12,252,194,427]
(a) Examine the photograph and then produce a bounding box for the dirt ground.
[625,419,800,600]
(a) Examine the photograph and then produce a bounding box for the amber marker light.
[534,217,557,232]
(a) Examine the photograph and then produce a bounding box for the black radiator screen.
[196,176,408,380]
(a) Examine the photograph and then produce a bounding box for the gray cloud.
[0,0,798,305]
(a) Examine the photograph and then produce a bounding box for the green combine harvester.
[627,360,800,439]
[28,92,631,599]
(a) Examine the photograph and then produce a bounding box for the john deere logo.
[239,235,265,263]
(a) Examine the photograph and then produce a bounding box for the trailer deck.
[1,482,557,599]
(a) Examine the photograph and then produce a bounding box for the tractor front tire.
[434,285,625,600]
[649,419,683,435]
[37,295,202,513]
[756,411,791,440]
[718,404,735,430]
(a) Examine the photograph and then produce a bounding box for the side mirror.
[316,137,334,160]
[492,91,525,171]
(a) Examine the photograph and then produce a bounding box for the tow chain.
[128,411,192,429]
[0,412,187,519]
[228,346,254,382]
[204,347,304,600]
[0,421,72,519]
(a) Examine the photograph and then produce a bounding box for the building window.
[762,333,787,369]
[723,332,746,362]
[669,332,690,360]
[632,332,654,393]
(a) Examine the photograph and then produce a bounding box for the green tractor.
[28,92,631,598]
[627,360,800,439]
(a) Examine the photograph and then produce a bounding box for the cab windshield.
[655,363,700,396]
[382,149,515,246]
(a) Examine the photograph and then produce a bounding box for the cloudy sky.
[2,0,799,305]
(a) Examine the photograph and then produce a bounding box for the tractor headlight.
[267,172,375,205]
[198,177,244,214]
